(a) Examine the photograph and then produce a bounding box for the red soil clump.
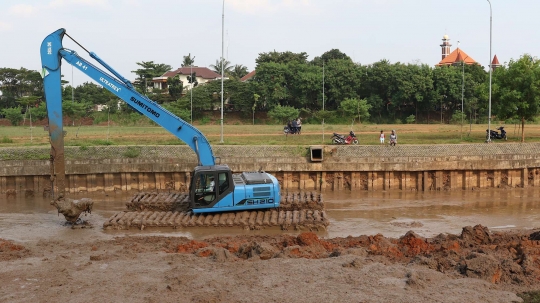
[0,239,30,261]
[177,240,208,253]
[0,239,26,252]
[162,225,540,287]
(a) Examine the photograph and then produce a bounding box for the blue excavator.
[41,28,281,218]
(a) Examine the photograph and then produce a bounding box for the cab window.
[218,172,229,195]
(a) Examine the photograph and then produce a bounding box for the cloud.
[227,0,319,14]
[0,21,13,32]
[48,0,111,9]
[121,0,141,6]
[8,4,37,17]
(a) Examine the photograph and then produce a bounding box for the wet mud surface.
[1,189,540,302]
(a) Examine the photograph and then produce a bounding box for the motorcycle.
[486,126,507,140]
[332,131,359,145]
[283,125,298,135]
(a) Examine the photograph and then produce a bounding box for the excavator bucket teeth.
[104,191,328,231]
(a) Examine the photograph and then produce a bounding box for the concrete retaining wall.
[2,144,540,195]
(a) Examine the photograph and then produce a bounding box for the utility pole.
[190,56,195,124]
[220,0,225,143]
[322,61,325,143]
[486,0,493,143]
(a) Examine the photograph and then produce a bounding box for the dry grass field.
[0,123,537,147]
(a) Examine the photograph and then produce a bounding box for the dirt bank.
[0,225,538,302]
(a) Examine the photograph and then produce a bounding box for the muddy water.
[1,189,539,242]
[326,189,540,238]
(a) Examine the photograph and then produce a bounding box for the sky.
[0,0,538,86]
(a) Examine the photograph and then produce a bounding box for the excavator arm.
[40,28,215,200]
[41,28,281,217]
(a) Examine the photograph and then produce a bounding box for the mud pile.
[118,225,539,287]
[0,239,30,261]
[51,197,93,223]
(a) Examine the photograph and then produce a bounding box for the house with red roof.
[150,66,227,92]
[240,70,256,82]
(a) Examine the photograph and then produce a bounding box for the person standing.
[291,118,298,134]
[389,130,397,146]
[379,130,385,145]
[296,117,302,134]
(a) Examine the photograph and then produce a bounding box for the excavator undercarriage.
[104,191,328,231]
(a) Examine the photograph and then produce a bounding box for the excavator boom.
[40,28,283,219]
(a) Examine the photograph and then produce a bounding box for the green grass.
[1,136,13,143]
[518,291,540,303]
[0,123,536,147]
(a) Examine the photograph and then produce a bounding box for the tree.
[68,82,116,105]
[167,75,183,99]
[432,65,462,123]
[0,68,43,109]
[340,98,371,125]
[181,53,195,67]
[252,62,290,108]
[255,51,308,66]
[311,49,352,65]
[209,59,233,76]
[163,101,191,121]
[2,106,23,126]
[323,59,363,111]
[363,60,397,122]
[252,93,260,125]
[493,54,540,142]
[229,64,249,80]
[187,72,198,88]
[63,101,91,124]
[132,61,172,93]
[268,105,299,124]
[17,96,41,125]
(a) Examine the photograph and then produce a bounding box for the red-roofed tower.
[440,34,452,60]
[491,55,501,70]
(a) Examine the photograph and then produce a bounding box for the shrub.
[2,107,23,126]
[91,139,113,146]
[199,117,211,125]
[406,115,415,124]
[450,111,466,125]
[268,105,299,124]
[1,136,13,143]
[123,147,141,158]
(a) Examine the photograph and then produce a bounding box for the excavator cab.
[190,165,234,210]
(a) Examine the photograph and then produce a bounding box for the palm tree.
[209,58,233,76]
[229,64,249,80]
[181,53,195,67]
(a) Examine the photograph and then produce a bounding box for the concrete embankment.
[2,144,540,195]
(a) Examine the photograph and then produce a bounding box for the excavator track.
[103,191,328,231]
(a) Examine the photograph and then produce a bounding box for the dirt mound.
[125,225,539,288]
[0,239,30,261]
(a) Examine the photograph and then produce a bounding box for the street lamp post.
[190,56,195,124]
[220,0,225,144]
[461,57,465,140]
[322,61,325,143]
[486,0,493,142]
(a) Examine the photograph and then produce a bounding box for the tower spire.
[440,34,452,60]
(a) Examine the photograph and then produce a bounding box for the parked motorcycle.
[486,126,507,140]
[332,131,359,145]
[283,125,298,135]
